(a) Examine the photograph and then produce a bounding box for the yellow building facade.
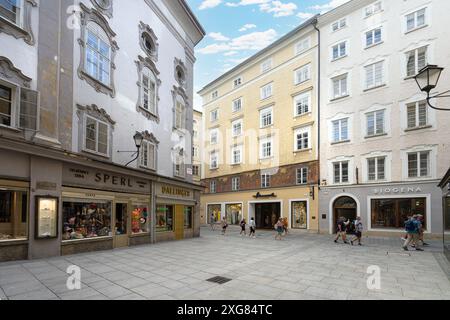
[198,18,320,231]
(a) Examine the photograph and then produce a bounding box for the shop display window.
[226,203,242,225]
[156,205,173,232]
[184,206,193,229]
[292,201,308,229]
[131,204,150,234]
[62,199,112,241]
[207,204,221,224]
[0,190,28,241]
[371,198,427,229]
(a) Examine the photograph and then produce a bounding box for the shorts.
[250,227,255,233]
[355,231,362,238]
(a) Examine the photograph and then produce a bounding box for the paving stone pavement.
[0,226,449,300]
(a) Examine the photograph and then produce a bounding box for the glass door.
[114,202,129,248]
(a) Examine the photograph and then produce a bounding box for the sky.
[186,0,350,111]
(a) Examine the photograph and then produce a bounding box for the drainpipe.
[313,19,321,234]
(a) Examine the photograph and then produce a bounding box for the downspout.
[313,19,321,234]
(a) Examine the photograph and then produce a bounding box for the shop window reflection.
[0,190,28,241]
[131,204,149,234]
[371,198,426,229]
[226,204,242,225]
[156,205,173,232]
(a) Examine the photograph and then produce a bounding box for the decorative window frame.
[77,3,119,98]
[401,145,438,181]
[172,85,189,132]
[139,21,158,62]
[361,150,392,183]
[0,0,37,45]
[173,147,186,179]
[0,56,32,88]
[91,0,113,18]
[135,55,161,122]
[139,130,159,172]
[174,58,187,88]
[327,156,355,186]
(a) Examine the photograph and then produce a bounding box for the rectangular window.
[406,47,427,77]
[332,18,347,32]
[210,129,218,144]
[85,28,111,85]
[261,59,272,73]
[231,146,242,165]
[232,177,240,191]
[295,37,311,55]
[294,92,311,116]
[210,152,218,170]
[332,42,347,60]
[210,180,217,193]
[371,198,426,229]
[406,8,426,32]
[232,120,242,137]
[0,189,28,241]
[332,74,348,99]
[366,27,382,47]
[295,64,311,85]
[260,139,272,159]
[232,98,242,113]
[365,1,382,18]
[260,83,273,100]
[210,109,219,122]
[174,152,185,178]
[85,116,108,156]
[184,207,193,229]
[408,151,430,178]
[0,84,13,127]
[0,0,21,25]
[156,205,174,232]
[233,77,243,88]
[140,141,156,170]
[141,71,157,114]
[260,107,273,128]
[366,110,385,136]
[292,201,308,229]
[192,165,200,177]
[175,101,185,130]
[261,174,271,188]
[0,83,38,130]
[334,161,349,184]
[296,168,308,185]
[367,157,386,181]
[407,101,428,129]
[365,61,384,89]
[295,128,310,151]
[211,91,218,100]
[332,118,349,143]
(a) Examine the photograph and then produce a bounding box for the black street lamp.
[414,65,450,111]
[119,132,144,167]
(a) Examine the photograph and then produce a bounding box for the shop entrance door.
[114,203,129,248]
[255,203,281,229]
[174,205,184,240]
[333,196,357,234]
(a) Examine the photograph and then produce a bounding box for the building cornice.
[317,0,374,26]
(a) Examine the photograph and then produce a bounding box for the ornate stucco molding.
[135,55,161,123]
[139,21,159,62]
[0,0,37,45]
[141,130,160,145]
[90,0,113,18]
[0,56,32,87]
[174,58,187,88]
[76,103,116,126]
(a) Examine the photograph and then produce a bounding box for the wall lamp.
[414,65,450,111]
[117,132,144,167]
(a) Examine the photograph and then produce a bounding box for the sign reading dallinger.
[156,183,193,200]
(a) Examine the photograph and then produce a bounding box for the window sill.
[260,96,273,102]
[231,163,242,167]
[139,165,157,172]
[138,106,159,122]
[0,16,33,45]
[260,124,274,129]
[294,79,311,87]
[363,84,386,92]
[259,157,274,161]
[330,95,350,102]
[209,168,219,171]
[0,239,28,246]
[79,70,115,97]
[0,124,22,133]
[331,140,351,145]
[62,236,113,245]
[364,41,384,50]
[404,24,428,35]
[404,75,416,81]
[365,133,388,139]
[405,125,433,132]
[331,55,348,63]
[294,148,312,154]
[82,149,111,160]
[294,112,312,119]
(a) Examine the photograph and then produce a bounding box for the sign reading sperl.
[373,186,423,195]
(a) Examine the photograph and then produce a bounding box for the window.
[192,165,200,177]
[140,140,156,170]
[406,8,426,32]
[260,107,273,128]
[210,180,217,193]
[174,98,186,130]
[260,83,273,100]
[332,74,348,99]
[184,207,193,229]
[131,204,150,234]
[174,149,185,178]
[231,146,242,165]
[295,127,311,151]
[408,151,430,178]
[0,189,28,241]
[366,110,385,137]
[367,157,386,181]
[332,118,349,143]
[210,152,218,170]
[210,129,218,145]
[85,23,111,86]
[211,90,218,100]
[232,98,242,113]
[406,47,427,77]
[0,84,13,127]
[85,116,109,156]
[156,205,174,232]
[210,109,219,122]
[366,27,382,47]
[0,0,21,25]
[261,173,271,188]
[407,101,428,129]
[140,67,157,114]
[371,198,426,229]
[332,42,347,60]
[260,139,272,159]
[193,146,199,158]
[365,61,384,89]
[332,18,347,32]
[294,92,311,116]
[233,77,243,88]
[297,168,308,185]
[226,204,242,225]
[334,161,349,184]
[261,59,272,73]
[295,64,311,85]
[295,37,311,55]
[292,201,308,229]
[365,1,382,18]
[232,120,242,137]
[232,177,240,191]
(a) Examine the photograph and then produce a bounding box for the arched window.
[85,22,111,85]
[141,67,157,115]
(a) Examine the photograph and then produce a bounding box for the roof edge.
[179,0,206,42]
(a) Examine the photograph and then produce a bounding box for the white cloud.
[225,0,269,7]
[239,24,257,32]
[199,0,222,10]
[260,1,297,17]
[208,32,230,41]
[309,0,350,12]
[297,12,314,20]
[224,51,239,56]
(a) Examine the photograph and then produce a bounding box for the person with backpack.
[240,218,247,236]
[402,215,423,251]
[221,217,228,235]
[248,217,256,238]
[416,215,430,247]
[350,217,363,246]
[275,218,284,240]
[334,217,349,244]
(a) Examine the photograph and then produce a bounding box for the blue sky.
[186,0,349,110]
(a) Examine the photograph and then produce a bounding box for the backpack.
[405,219,416,232]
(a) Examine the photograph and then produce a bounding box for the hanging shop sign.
[253,192,277,199]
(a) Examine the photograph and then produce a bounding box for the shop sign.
[373,186,423,195]
[157,184,193,200]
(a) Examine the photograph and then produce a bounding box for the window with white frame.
[210,129,218,144]
[193,146,199,158]
[295,64,311,85]
[333,161,349,184]
[174,98,186,130]
[231,146,242,165]
[260,107,273,128]
[232,119,243,137]
[406,8,426,32]
[408,151,430,178]
[261,59,272,73]
[140,140,156,170]
[332,74,348,99]
[85,23,111,86]
[367,157,385,181]
[85,115,109,156]
[294,91,311,117]
[295,37,311,55]
[192,165,200,177]
[407,101,428,129]
[211,90,218,100]
[0,81,38,130]
[232,98,242,113]
[406,47,427,77]
[332,118,349,143]
[364,1,382,18]
[0,0,21,25]
[210,109,219,122]
[140,67,157,114]
[295,127,311,151]
[261,173,271,188]
[210,180,217,193]
[174,149,185,178]
[233,76,243,88]
[365,27,382,47]
[366,110,385,137]
[296,167,308,185]
[232,177,240,191]
[332,18,347,32]
[365,61,384,89]
[332,42,347,60]
[260,83,273,100]
[260,138,272,159]
[210,151,218,170]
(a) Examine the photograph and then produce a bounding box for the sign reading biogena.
[373,186,423,195]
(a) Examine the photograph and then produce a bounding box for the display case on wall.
[35,196,59,239]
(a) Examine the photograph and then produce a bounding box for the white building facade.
[318,0,450,237]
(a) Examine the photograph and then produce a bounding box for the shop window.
[62,200,112,241]
[226,203,242,225]
[292,201,307,229]
[207,204,221,223]
[0,189,28,241]
[156,205,173,232]
[371,198,426,229]
[131,204,149,234]
[184,206,193,229]
[445,197,450,232]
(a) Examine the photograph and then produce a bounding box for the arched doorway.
[333,196,357,233]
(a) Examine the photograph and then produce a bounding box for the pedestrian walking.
[350,217,363,246]
[221,217,228,235]
[283,217,289,236]
[334,217,349,244]
[275,218,284,240]
[402,215,423,251]
[210,213,216,231]
[416,215,430,247]
[249,217,256,238]
[240,218,247,236]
